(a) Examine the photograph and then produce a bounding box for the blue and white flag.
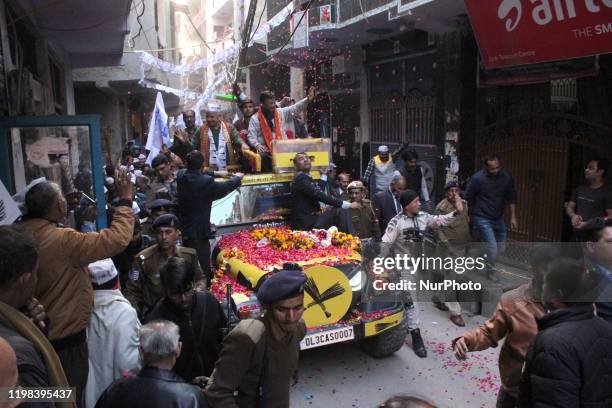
[145,92,170,165]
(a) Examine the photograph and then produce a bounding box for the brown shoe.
[433,301,449,312]
[450,315,465,327]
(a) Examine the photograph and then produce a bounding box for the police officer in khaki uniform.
[204,266,307,408]
[347,180,381,240]
[141,199,175,239]
[124,214,205,319]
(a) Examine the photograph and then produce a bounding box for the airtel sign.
[465,0,612,69]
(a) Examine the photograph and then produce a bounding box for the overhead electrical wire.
[239,0,315,70]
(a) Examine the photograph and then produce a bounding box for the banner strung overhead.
[139,67,226,101]
[137,2,295,76]
[465,0,612,69]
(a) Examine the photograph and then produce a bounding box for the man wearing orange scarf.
[247,87,316,171]
[175,108,248,172]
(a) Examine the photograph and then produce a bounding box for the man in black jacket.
[177,151,243,281]
[372,174,407,233]
[519,258,612,408]
[145,257,227,383]
[290,152,359,233]
[95,320,206,408]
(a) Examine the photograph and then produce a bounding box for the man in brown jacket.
[20,170,134,407]
[452,244,560,408]
[205,266,307,408]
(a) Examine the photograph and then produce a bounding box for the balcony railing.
[265,0,395,51]
[337,0,394,23]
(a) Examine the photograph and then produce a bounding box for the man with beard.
[205,266,307,408]
[566,158,612,242]
[170,110,199,162]
[199,108,249,172]
[399,150,430,204]
[146,154,177,205]
[247,87,316,172]
[465,155,518,282]
[174,108,248,172]
[145,257,227,383]
[124,214,205,320]
[290,152,359,233]
[338,172,351,200]
[233,98,255,137]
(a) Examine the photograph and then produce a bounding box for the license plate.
[300,326,354,350]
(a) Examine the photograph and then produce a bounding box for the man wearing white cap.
[173,106,248,172]
[363,145,398,197]
[85,258,141,408]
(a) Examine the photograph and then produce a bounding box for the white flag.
[1,179,23,225]
[145,92,170,165]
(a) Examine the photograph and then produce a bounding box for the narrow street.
[292,302,500,408]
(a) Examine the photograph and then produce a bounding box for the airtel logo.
[497,0,612,32]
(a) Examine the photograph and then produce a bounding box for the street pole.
[236,0,258,79]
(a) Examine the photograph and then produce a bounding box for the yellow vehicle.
[210,170,406,357]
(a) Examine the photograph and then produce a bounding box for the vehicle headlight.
[349,268,363,291]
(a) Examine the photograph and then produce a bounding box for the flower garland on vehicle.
[216,227,361,272]
[209,269,253,300]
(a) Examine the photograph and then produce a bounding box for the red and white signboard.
[465,0,612,69]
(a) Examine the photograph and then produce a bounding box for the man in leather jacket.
[95,320,206,408]
[145,257,227,382]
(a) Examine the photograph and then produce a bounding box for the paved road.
[290,302,501,408]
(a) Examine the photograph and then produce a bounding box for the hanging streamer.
[139,70,227,101]
[136,2,294,76]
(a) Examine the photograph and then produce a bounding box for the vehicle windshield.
[210,181,292,227]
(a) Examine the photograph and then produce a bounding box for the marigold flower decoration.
[331,231,361,251]
[216,227,361,272]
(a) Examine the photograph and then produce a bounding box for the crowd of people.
[0,84,611,408]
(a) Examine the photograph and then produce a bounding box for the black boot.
[410,328,427,358]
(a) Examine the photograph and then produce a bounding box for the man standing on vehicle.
[177,151,243,283]
[204,266,307,408]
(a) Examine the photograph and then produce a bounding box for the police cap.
[149,199,174,211]
[257,269,307,304]
[152,214,180,230]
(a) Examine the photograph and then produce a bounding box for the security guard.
[124,214,205,319]
[380,189,463,358]
[347,180,381,240]
[204,266,307,408]
[141,198,175,239]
